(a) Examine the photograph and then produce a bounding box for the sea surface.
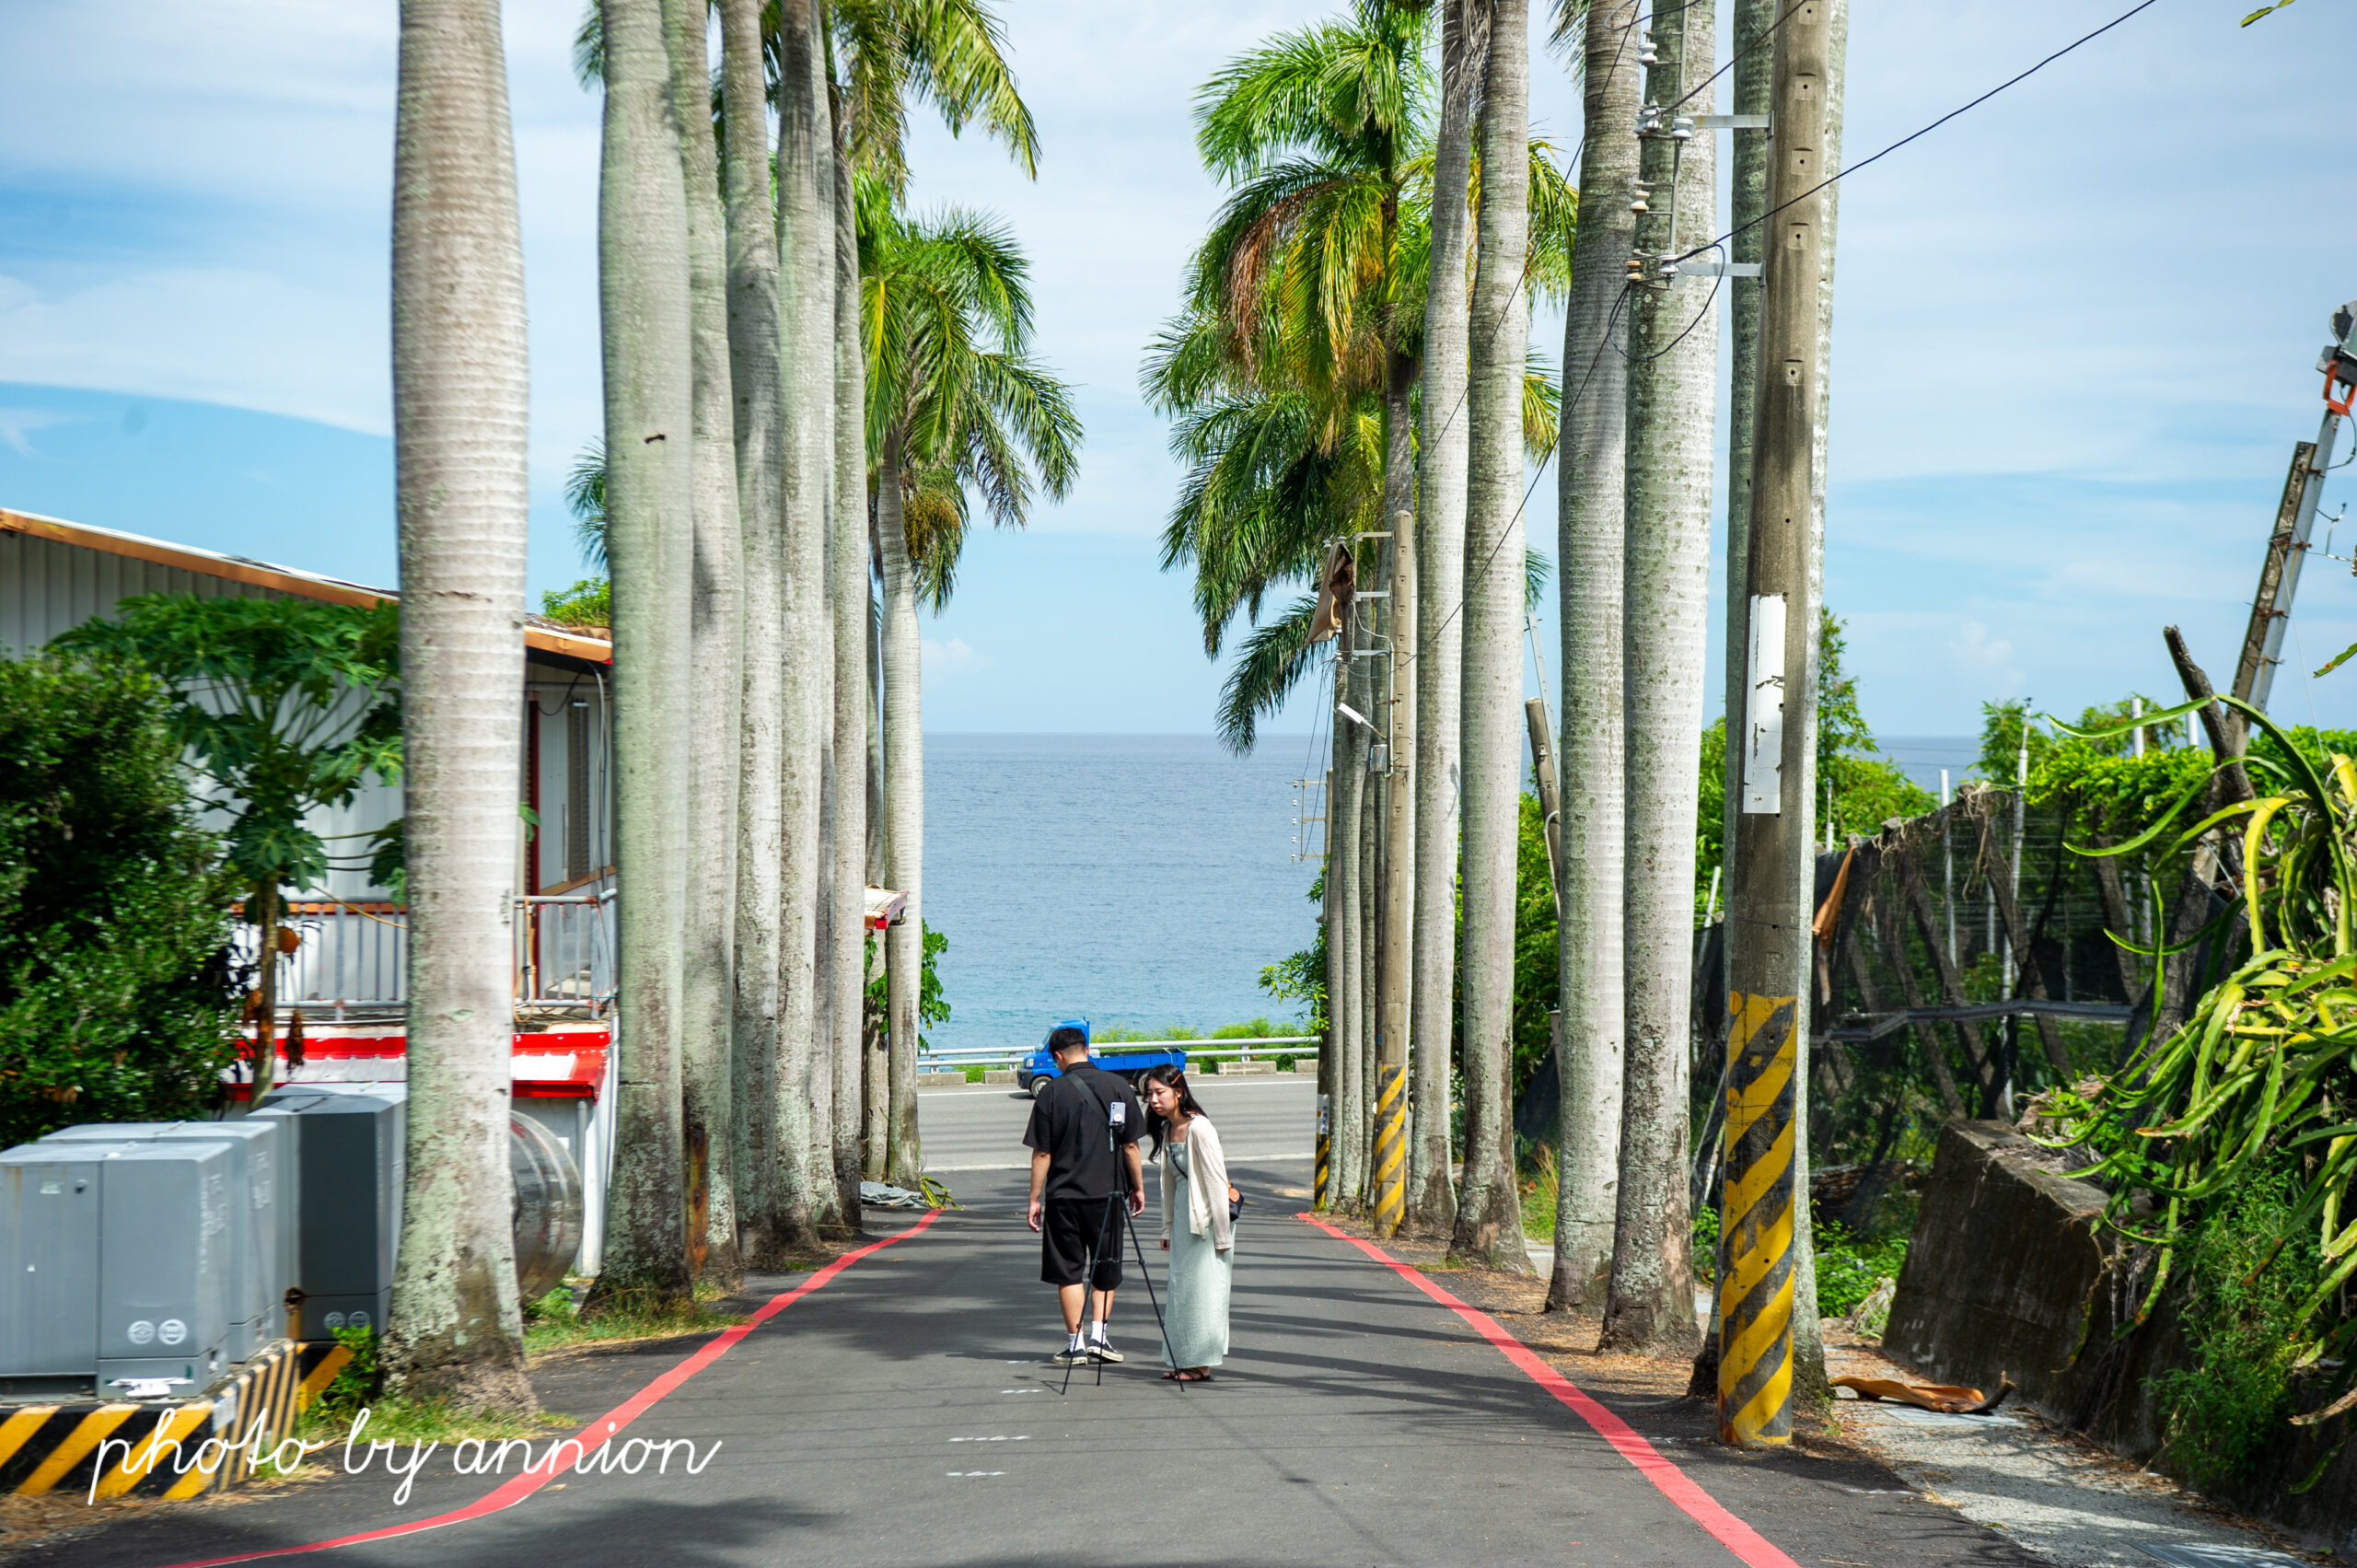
[919,734,1324,1060]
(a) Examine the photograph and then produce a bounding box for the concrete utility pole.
[1376,512,1415,1236]
[1719,0,1833,1450]
[2247,303,2357,714]
[1318,761,1336,1212]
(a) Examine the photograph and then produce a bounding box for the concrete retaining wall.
[1887,1120,2357,1557]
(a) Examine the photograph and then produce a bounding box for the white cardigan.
[1157,1114,1233,1252]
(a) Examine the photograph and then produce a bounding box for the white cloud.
[923,636,994,677]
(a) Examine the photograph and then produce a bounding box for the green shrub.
[2149,1167,2323,1492]
[1814,1222,1907,1318]
[0,653,239,1145]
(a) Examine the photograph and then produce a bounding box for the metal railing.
[244,889,618,1020]
[917,1036,1320,1069]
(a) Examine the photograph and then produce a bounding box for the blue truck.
[1014,1018,1187,1097]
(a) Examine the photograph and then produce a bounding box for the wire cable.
[1669,0,2166,267]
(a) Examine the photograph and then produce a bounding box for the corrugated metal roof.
[0,505,611,665]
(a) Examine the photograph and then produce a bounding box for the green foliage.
[54,594,402,895]
[565,439,608,571]
[540,578,611,629]
[309,1324,381,1424]
[865,921,951,1048]
[2148,1167,2324,1490]
[1814,1222,1909,1319]
[0,653,241,1146]
[1691,1202,1720,1284]
[2034,695,2357,1434]
[1514,791,1558,1096]
[537,1277,745,1349]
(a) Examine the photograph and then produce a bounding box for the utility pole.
[1376,512,1415,1236]
[1318,759,1336,1211]
[1525,697,1563,913]
[2243,302,2357,715]
[1719,0,1832,1450]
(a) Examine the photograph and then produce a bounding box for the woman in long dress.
[1143,1065,1233,1382]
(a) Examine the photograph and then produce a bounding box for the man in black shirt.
[1024,1023,1146,1365]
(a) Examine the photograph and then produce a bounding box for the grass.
[297,1395,568,1451]
[523,1279,749,1354]
[1518,1145,1558,1242]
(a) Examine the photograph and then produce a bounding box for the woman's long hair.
[1143,1064,1208,1159]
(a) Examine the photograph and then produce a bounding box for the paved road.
[28,1156,2044,1568]
[916,1074,1316,1175]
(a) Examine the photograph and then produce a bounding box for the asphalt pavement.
[20,1153,2046,1568]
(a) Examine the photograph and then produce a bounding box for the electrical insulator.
[1638,30,1658,64]
[1670,115,1694,142]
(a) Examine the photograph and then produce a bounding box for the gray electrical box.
[0,1140,235,1399]
[251,1090,401,1341]
[41,1120,290,1362]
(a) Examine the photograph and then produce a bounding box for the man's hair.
[1049,1026,1089,1058]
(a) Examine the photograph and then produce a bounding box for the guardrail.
[917,1036,1320,1068]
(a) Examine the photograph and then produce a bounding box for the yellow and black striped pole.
[1716,993,1796,1445]
[1372,1064,1405,1232]
[1315,1093,1332,1209]
[1718,0,1830,1450]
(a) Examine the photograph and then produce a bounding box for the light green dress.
[1163,1141,1232,1370]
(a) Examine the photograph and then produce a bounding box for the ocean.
[918,734,1324,1058]
[916,731,1985,1062]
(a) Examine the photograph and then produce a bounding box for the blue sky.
[3,0,2354,747]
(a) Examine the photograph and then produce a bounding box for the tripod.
[1059,1190,1179,1393]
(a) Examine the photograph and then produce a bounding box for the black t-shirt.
[1023,1064,1145,1202]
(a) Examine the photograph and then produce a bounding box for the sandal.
[1162,1369,1213,1382]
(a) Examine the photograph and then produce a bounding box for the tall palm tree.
[1549,0,1641,1312]
[864,203,1081,1181]
[1603,0,1716,1355]
[666,0,744,1286]
[829,87,870,1227]
[1409,0,1485,1235]
[383,0,536,1409]
[767,0,833,1255]
[829,0,1039,1186]
[1452,0,1531,1269]
[716,0,784,1263]
[591,0,696,1306]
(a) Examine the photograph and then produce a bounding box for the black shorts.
[1040,1196,1126,1289]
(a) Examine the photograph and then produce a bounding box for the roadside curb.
[0,1339,339,1501]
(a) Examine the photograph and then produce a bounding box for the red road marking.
[147,1209,944,1568]
[1294,1211,1799,1568]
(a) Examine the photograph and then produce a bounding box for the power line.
[1670,0,2166,267]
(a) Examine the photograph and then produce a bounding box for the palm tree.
[766,0,834,1255]
[829,0,1039,1187]
[828,86,870,1229]
[1452,0,1531,1269]
[715,0,784,1263]
[1409,0,1484,1235]
[382,0,536,1409]
[864,203,1081,1181]
[665,0,745,1286]
[1548,0,1640,1312]
[1603,0,1717,1355]
[589,0,696,1307]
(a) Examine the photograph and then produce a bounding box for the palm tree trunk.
[1410,0,1485,1238]
[590,0,694,1306]
[877,433,925,1184]
[668,0,742,1287]
[770,0,831,1253]
[383,0,535,1407]
[1451,0,1532,1270]
[1549,0,1642,1316]
[718,0,782,1266]
[829,119,870,1230]
[1602,0,1716,1357]
[864,577,891,1179]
